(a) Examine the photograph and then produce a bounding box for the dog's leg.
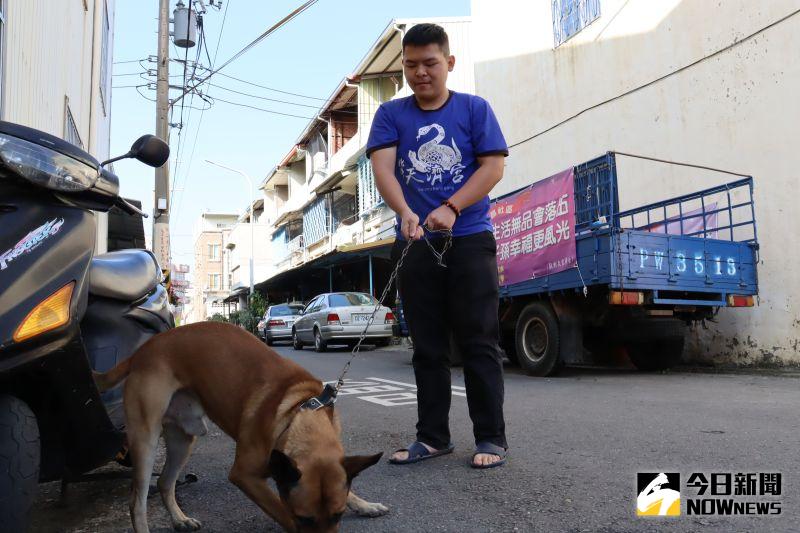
[229,450,296,532]
[159,424,201,531]
[125,376,175,533]
[347,490,389,517]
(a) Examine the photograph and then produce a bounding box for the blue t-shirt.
[366,91,508,238]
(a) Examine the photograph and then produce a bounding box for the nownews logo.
[637,473,681,516]
[636,471,783,517]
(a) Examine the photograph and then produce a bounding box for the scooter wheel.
[0,395,40,532]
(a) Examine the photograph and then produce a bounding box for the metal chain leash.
[331,225,452,395]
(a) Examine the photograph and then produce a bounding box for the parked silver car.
[292,292,395,352]
[261,303,304,345]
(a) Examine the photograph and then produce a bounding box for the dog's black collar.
[299,383,338,411]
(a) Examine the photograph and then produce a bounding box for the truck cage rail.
[571,152,757,245]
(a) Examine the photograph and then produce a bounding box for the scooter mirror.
[129,135,170,168]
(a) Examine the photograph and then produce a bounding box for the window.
[269,304,304,317]
[328,293,376,307]
[552,0,601,47]
[303,196,330,246]
[208,273,221,290]
[208,243,221,260]
[64,97,84,148]
[99,1,111,115]
[357,155,383,214]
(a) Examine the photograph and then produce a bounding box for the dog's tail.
[93,357,133,392]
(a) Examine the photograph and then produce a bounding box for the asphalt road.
[30,341,800,532]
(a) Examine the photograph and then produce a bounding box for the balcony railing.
[288,234,305,254]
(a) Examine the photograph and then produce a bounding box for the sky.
[110,0,471,273]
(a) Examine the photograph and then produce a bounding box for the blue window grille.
[552,0,601,47]
[357,155,383,214]
[271,226,288,263]
[303,196,330,246]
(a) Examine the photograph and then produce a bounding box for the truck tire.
[0,395,40,533]
[628,337,685,372]
[515,301,563,376]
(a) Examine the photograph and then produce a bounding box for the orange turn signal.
[726,294,754,307]
[609,290,644,305]
[13,282,74,342]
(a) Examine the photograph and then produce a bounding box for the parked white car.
[260,303,304,345]
[292,292,395,352]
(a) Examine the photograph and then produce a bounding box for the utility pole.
[153,0,171,269]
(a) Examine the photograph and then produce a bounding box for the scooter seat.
[89,249,160,301]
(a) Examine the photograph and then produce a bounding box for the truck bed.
[497,153,759,306]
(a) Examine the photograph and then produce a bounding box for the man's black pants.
[392,230,507,451]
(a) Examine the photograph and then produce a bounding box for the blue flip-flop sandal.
[389,441,455,465]
[470,442,507,469]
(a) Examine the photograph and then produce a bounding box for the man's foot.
[472,453,503,467]
[470,442,507,469]
[391,442,434,463]
[388,441,454,465]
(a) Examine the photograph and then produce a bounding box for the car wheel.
[292,330,303,350]
[314,328,327,353]
[0,395,40,532]
[265,336,274,346]
[515,301,563,377]
[374,337,391,348]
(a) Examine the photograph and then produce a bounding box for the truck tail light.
[14,282,74,342]
[327,313,341,325]
[727,295,754,307]
[609,290,644,306]
[385,312,395,324]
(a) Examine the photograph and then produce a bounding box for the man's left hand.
[424,205,457,231]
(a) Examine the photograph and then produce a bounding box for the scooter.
[0,120,173,531]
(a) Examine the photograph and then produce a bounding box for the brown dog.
[95,321,388,533]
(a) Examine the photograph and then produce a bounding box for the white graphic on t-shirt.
[407,123,465,186]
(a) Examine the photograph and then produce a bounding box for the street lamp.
[205,159,255,309]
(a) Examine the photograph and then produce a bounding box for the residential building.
[0,0,116,253]
[471,0,799,364]
[224,200,272,307]
[186,213,238,323]
[259,17,474,303]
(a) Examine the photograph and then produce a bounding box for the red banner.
[490,168,577,286]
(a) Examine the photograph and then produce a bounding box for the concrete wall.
[471,0,800,365]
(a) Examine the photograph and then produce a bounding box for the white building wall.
[471,0,800,364]
[2,0,115,253]
[227,221,272,292]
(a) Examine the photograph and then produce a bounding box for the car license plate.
[352,314,371,324]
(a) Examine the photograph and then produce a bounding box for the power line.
[209,96,317,119]
[208,82,356,112]
[172,0,320,108]
[173,0,231,230]
[215,71,355,104]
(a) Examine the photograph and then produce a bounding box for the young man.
[366,23,508,468]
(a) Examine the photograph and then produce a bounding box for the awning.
[337,237,395,254]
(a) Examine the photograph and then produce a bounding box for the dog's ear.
[342,452,383,482]
[269,450,301,485]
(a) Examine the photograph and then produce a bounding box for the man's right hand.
[400,209,424,241]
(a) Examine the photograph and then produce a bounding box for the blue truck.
[496,152,759,376]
